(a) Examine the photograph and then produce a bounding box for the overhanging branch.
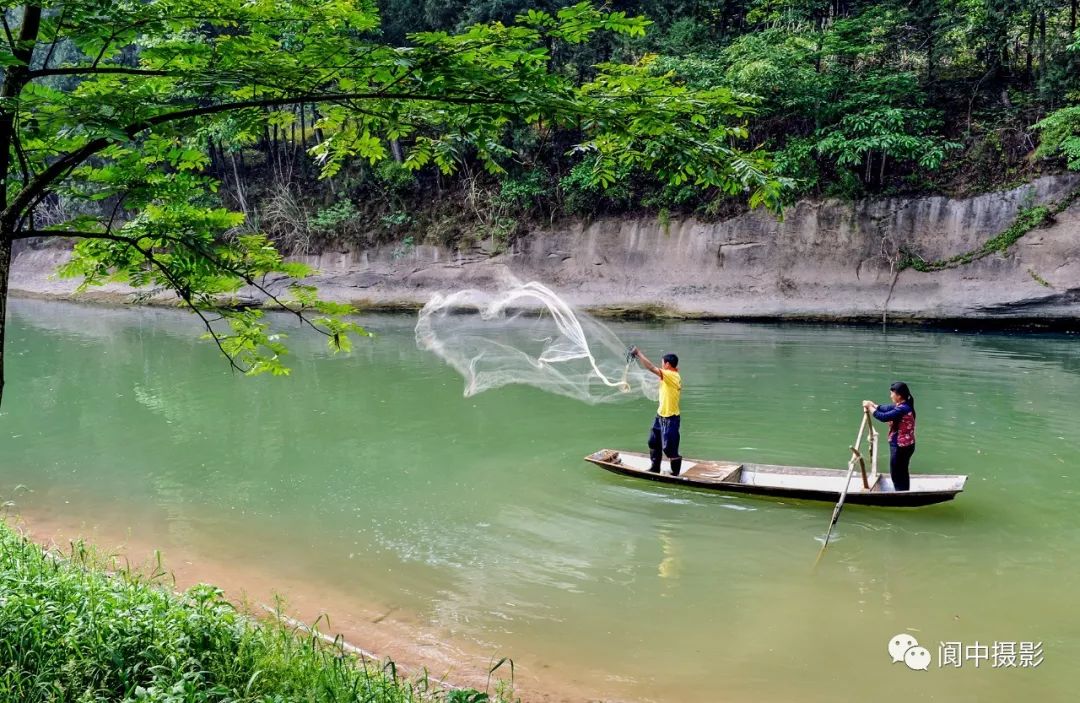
[13,228,336,339]
[27,67,173,78]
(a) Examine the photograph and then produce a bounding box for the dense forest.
[187,0,1080,251]
[8,1,1080,257]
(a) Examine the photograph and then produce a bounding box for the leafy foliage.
[0,0,785,399]
[0,521,510,702]
[1036,105,1080,168]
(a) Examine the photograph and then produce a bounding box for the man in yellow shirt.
[630,347,683,476]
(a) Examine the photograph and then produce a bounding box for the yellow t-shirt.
[657,369,682,417]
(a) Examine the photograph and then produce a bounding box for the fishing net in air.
[415,280,658,404]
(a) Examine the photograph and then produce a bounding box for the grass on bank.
[0,520,510,703]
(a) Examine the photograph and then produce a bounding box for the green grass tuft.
[0,520,511,703]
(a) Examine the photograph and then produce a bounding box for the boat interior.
[595,450,967,494]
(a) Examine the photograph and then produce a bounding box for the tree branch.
[132,243,249,374]
[12,153,82,231]
[27,67,173,78]
[11,229,111,239]
[13,228,334,339]
[41,3,68,70]
[12,6,41,67]
[11,128,31,188]
[0,14,15,56]
[103,193,127,234]
[89,25,121,69]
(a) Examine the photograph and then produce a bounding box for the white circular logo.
[888,633,928,670]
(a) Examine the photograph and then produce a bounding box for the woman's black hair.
[890,381,915,416]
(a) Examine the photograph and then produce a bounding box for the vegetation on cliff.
[215,0,1080,246]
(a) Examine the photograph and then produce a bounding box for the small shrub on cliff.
[311,200,361,233]
[498,171,550,212]
[1035,106,1080,171]
[376,161,419,196]
[559,161,632,215]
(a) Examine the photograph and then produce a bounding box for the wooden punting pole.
[815,408,876,566]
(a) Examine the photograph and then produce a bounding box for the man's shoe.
[669,458,683,477]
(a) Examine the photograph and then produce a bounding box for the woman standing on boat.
[863,382,916,491]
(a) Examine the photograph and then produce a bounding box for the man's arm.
[631,347,663,379]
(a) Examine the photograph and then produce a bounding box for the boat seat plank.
[682,461,742,483]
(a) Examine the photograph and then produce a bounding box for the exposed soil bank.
[11,175,1080,324]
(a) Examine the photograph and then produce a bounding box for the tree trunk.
[0,5,43,406]
[986,0,1010,84]
[299,103,308,150]
[1026,10,1035,78]
[229,152,250,219]
[926,10,936,83]
[1072,0,1077,34]
[1038,10,1046,81]
[312,105,326,145]
[0,237,10,402]
[288,116,297,175]
[270,123,280,180]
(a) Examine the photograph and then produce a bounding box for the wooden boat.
[583,449,967,507]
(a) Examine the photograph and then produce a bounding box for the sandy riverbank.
[7,504,625,703]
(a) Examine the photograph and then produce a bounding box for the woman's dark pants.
[890,443,915,491]
[648,415,682,475]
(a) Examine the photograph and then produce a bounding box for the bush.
[497,171,550,212]
[310,200,360,232]
[559,161,632,215]
[375,160,418,195]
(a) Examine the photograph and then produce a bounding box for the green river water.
[1,298,1077,702]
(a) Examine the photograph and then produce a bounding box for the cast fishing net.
[415,280,658,404]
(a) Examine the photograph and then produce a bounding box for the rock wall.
[12,174,1080,322]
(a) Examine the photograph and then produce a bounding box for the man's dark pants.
[648,414,682,475]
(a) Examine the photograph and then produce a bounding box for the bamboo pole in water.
[859,442,869,489]
[815,409,872,566]
[869,417,879,488]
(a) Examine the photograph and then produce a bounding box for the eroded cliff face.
[12,174,1080,322]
